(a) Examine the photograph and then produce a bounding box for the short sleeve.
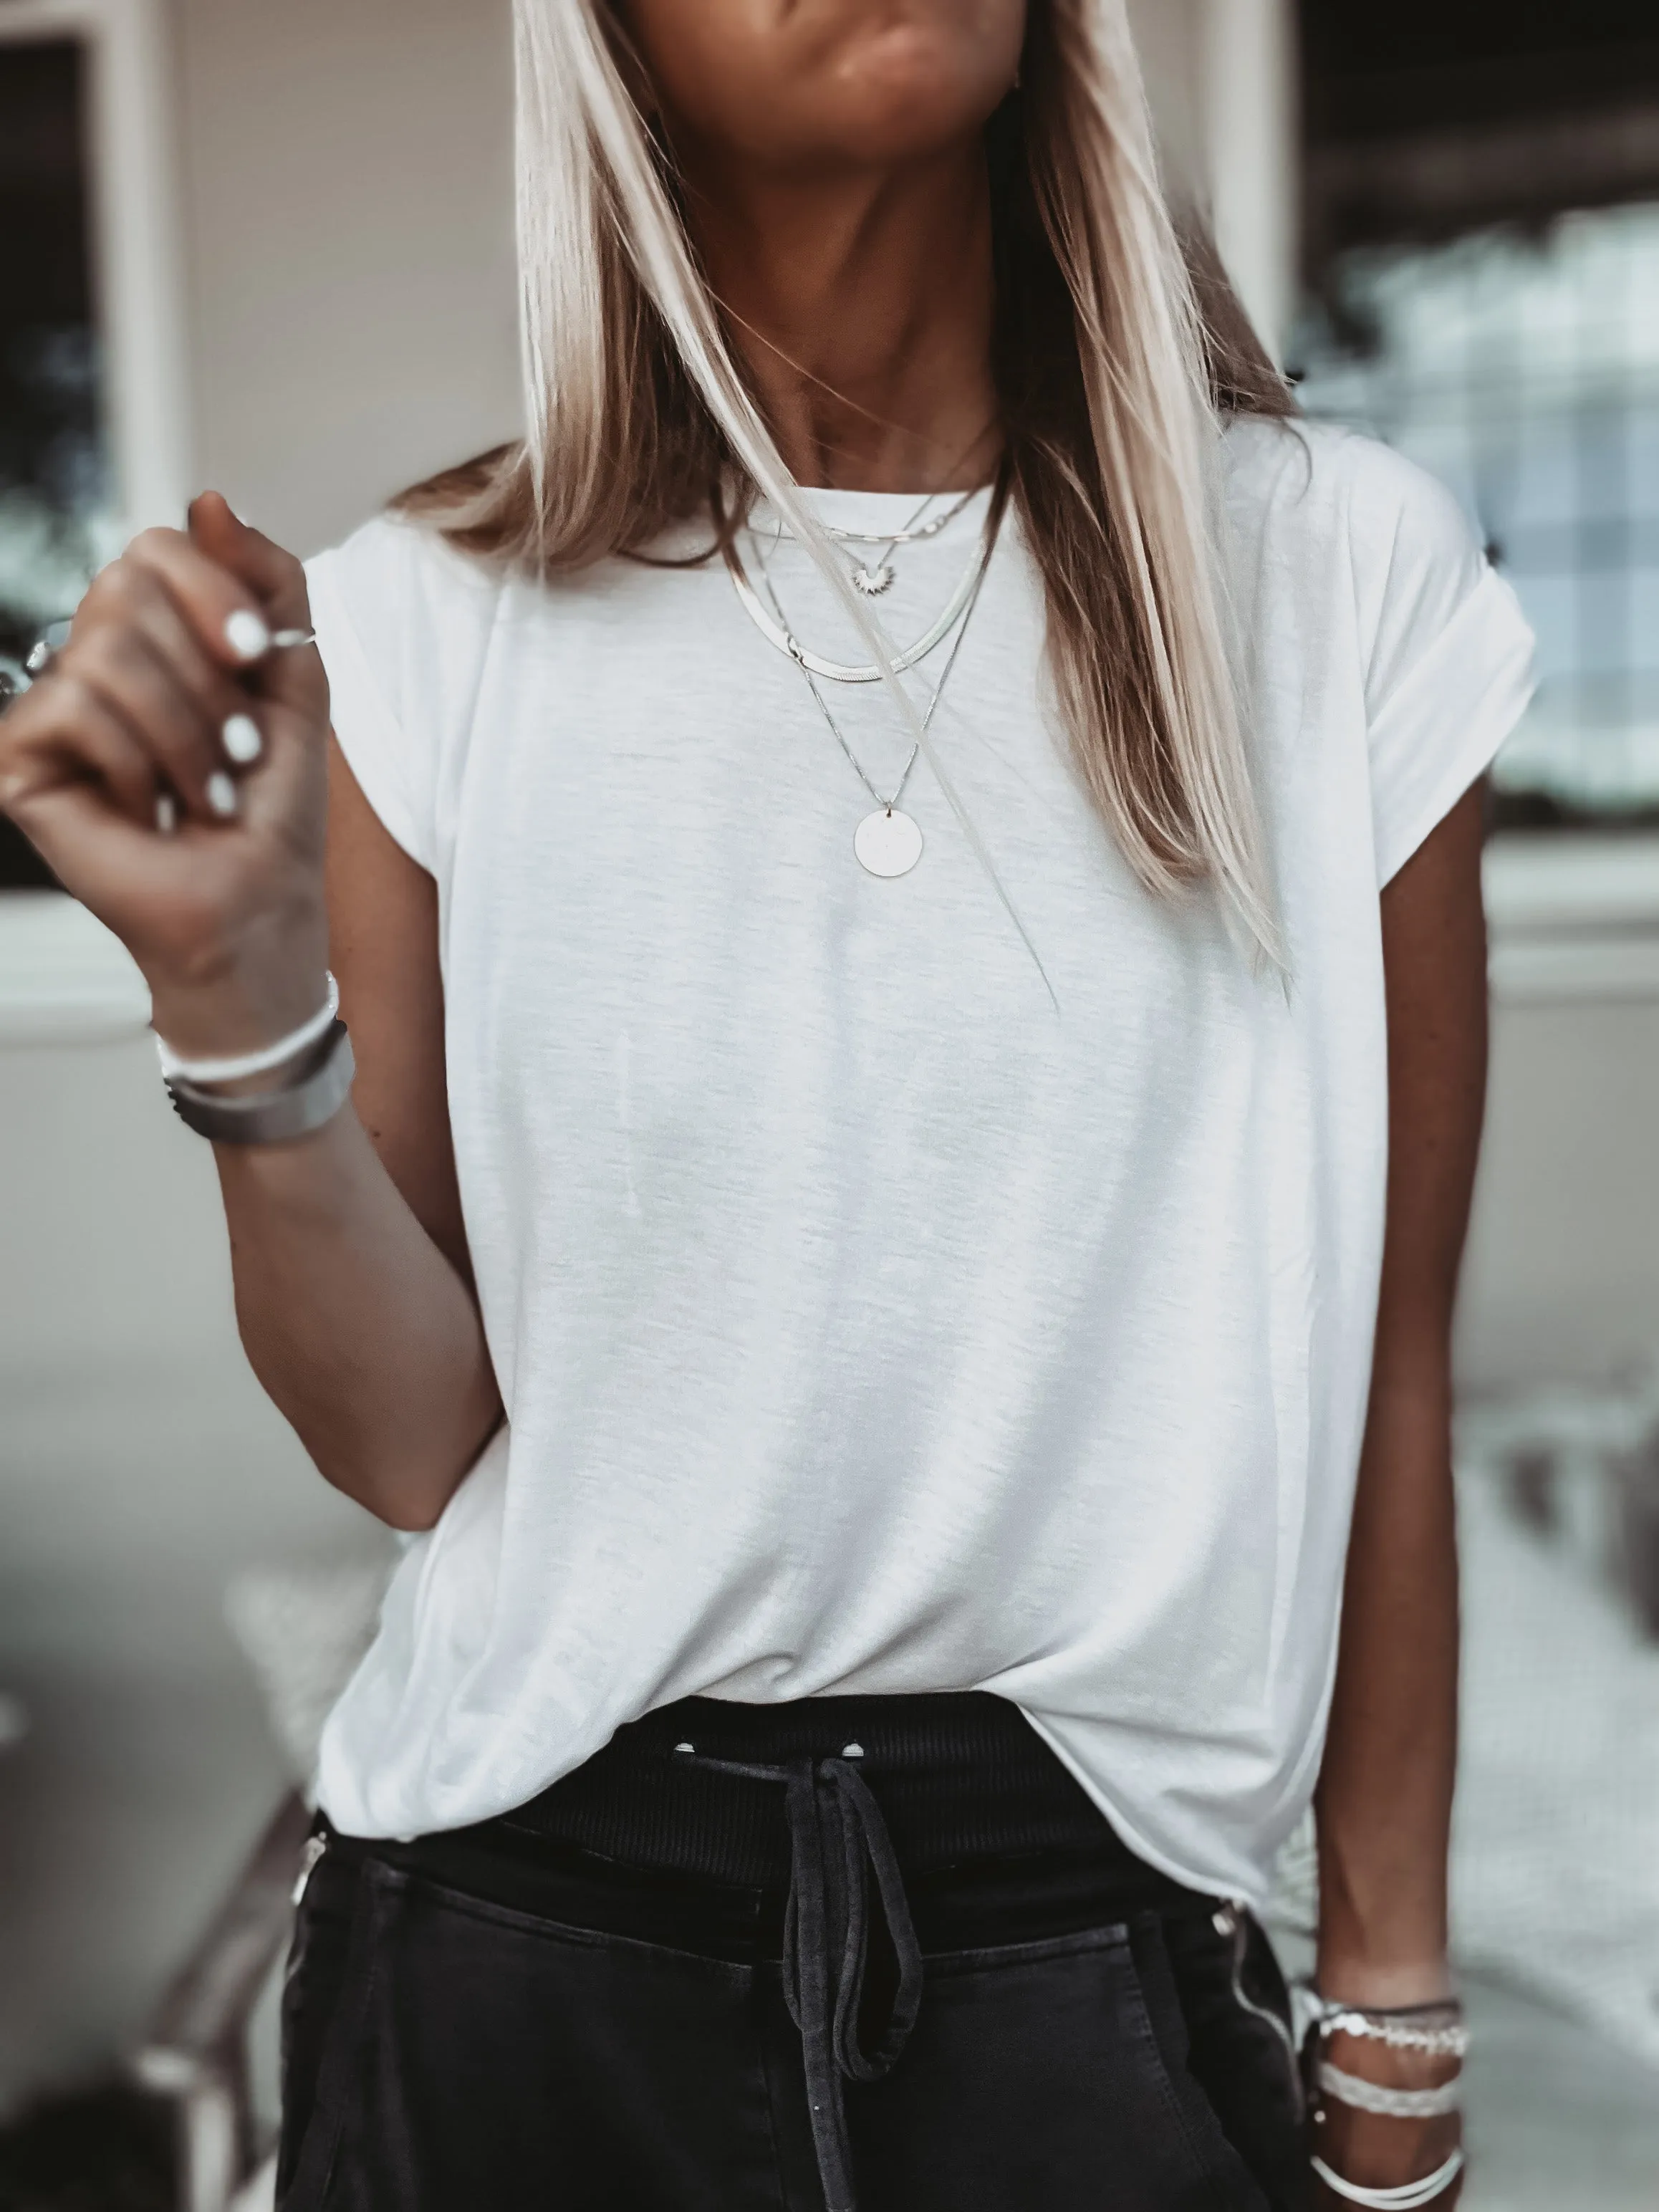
[304,514,496,875]
[1348,443,1537,886]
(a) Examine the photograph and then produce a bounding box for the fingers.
[110,522,292,676]
[1,498,324,850]
[110,560,273,794]
[1,668,160,827]
[34,503,324,821]
[65,609,244,825]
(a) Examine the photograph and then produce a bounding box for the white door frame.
[0,0,191,535]
[1200,0,1299,363]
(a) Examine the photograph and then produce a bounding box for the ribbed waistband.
[494,1691,1191,1900]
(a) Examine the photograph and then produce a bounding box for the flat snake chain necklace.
[746,503,1000,878]
[722,489,998,684]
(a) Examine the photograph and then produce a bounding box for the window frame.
[0,0,190,538]
[0,0,190,1018]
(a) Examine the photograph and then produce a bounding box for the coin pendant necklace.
[748,516,996,878]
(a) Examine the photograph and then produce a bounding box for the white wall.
[1463,999,1659,1390]
[1130,0,1299,356]
[173,0,519,554]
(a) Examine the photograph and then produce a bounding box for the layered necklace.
[723,473,1005,877]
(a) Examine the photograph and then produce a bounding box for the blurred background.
[1,1,1656,2207]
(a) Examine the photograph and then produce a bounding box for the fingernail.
[155,791,178,834]
[223,608,271,661]
[206,771,238,817]
[222,713,263,764]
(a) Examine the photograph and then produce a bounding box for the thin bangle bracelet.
[1311,2149,1465,2209]
[154,972,339,1084]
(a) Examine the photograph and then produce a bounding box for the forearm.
[1315,1352,1458,2003]
[216,1105,501,1529]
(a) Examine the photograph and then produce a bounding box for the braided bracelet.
[1311,2148,1465,2208]
[1317,2061,1461,2120]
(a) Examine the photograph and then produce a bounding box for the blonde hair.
[401,0,1295,960]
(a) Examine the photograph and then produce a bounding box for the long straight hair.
[400,0,1296,958]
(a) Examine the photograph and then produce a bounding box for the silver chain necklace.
[749,519,995,878]
[754,486,980,597]
[723,495,998,683]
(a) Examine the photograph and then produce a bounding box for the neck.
[670,137,1001,494]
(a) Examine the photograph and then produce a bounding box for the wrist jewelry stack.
[1307,1996,1467,2210]
[157,973,355,1145]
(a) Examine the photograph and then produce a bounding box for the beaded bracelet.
[1317,2000,1468,2061]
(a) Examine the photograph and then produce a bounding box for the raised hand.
[0,492,332,1057]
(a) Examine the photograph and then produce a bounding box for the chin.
[820,30,1016,162]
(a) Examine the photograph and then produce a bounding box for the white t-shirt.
[304,419,1534,1903]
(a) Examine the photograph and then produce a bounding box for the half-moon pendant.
[854,807,923,878]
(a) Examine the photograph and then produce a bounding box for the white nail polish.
[222,713,263,764]
[224,608,271,661]
[206,771,238,817]
[154,791,178,835]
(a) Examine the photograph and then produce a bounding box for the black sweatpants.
[279,1694,1307,2212]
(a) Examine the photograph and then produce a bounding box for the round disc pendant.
[854,807,923,878]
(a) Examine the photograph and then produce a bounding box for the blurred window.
[0,34,112,890]
[1293,205,1659,827]
[1297,0,1659,831]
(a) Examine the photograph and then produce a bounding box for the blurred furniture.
[1463,1378,1659,1635]
[122,1561,389,2212]
[130,1796,309,2212]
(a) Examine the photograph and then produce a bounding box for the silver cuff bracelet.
[165,1021,355,1145]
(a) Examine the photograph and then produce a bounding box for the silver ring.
[23,617,74,678]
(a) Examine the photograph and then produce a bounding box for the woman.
[0,2,1531,2206]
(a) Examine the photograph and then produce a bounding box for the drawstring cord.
[675,1745,923,2212]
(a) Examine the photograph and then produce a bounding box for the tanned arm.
[211,734,503,1527]
[1312,779,1489,2203]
